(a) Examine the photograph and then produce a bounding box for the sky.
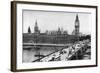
[23,10,91,34]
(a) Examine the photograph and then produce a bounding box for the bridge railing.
[32,39,90,62]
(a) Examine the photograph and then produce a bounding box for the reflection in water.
[22,46,63,62]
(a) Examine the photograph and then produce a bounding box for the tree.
[28,26,31,33]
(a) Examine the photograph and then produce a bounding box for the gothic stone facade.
[23,14,80,44]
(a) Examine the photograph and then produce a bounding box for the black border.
[11,1,98,72]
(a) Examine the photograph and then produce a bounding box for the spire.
[35,20,38,27]
[34,20,40,33]
[75,14,79,27]
[57,27,61,34]
[28,26,31,33]
[75,14,80,36]
[75,14,79,22]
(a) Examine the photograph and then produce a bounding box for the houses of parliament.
[23,14,80,44]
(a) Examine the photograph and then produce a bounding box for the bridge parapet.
[32,39,90,62]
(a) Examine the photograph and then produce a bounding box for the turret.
[34,20,40,34]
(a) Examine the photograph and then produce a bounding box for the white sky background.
[23,10,91,34]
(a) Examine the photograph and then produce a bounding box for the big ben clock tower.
[75,14,80,36]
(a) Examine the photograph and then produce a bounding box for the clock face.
[75,22,79,26]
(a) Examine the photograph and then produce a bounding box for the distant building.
[23,14,80,44]
[45,27,68,35]
[75,14,80,36]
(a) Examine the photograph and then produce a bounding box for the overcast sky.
[23,10,91,34]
